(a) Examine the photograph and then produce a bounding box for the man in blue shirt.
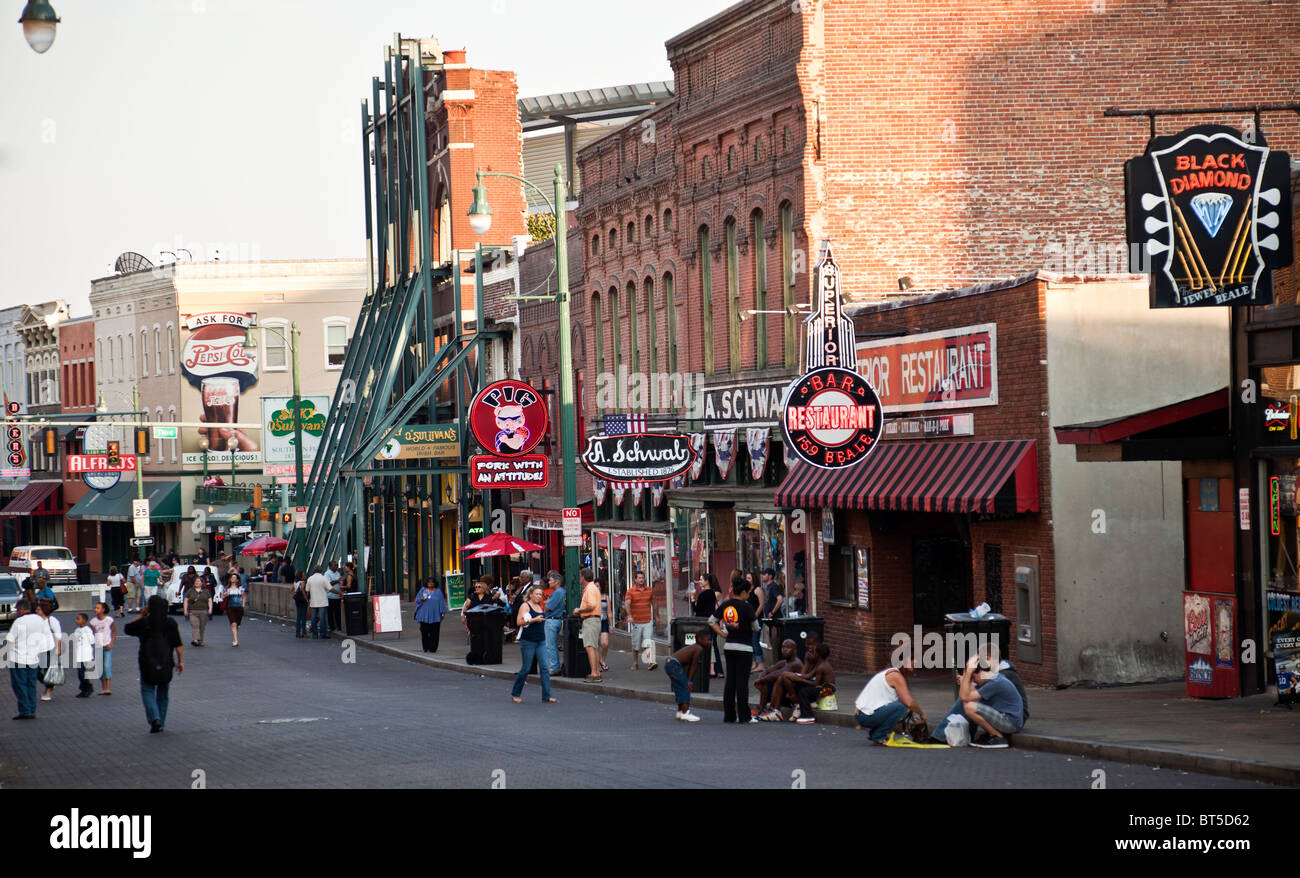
[929,650,1025,748]
[543,570,566,674]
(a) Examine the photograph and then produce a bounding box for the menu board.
[372,594,402,634]
[445,571,466,608]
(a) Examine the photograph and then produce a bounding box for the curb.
[249,611,1300,787]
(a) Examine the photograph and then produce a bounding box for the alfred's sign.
[469,379,547,457]
[1125,124,1293,308]
[782,242,884,469]
[581,433,696,483]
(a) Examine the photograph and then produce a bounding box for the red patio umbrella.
[239,535,289,557]
[461,532,545,558]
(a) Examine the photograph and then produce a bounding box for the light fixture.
[467,172,493,235]
[19,0,59,54]
[243,325,258,351]
[199,438,209,452]
[229,438,240,453]
[207,505,214,515]
[898,276,914,291]
[95,394,108,414]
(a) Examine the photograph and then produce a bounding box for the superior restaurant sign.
[856,324,997,414]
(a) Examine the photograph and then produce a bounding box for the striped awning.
[0,480,60,517]
[774,439,1038,515]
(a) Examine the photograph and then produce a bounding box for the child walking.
[71,613,96,698]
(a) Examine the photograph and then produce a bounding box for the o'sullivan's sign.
[781,242,884,469]
[1125,124,1293,308]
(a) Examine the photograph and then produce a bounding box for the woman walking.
[36,598,62,702]
[124,595,183,733]
[510,586,555,704]
[292,572,309,638]
[224,573,246,647]
[107,566,126,617]
[414,576,448,653]
[597,578,611,673]
[693,572,724,678]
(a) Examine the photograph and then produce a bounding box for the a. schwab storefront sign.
[262,395,329,483]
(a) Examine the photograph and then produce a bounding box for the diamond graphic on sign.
[1188,192,1233,238]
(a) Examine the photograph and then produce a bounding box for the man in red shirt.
[623,570,657,671]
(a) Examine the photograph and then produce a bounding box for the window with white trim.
[140,329,149,377]
[323,318,349,369]
[154,326,162,376]
[167,324,176,374]
[263,321,289,371]
[168,406,178,463]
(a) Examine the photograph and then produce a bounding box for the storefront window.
[1259,365,1300,443]
[1262,458,1300,591]
[594,529,673,640]
[736,511,785,579]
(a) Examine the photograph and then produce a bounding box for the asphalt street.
[0,611,1279,789]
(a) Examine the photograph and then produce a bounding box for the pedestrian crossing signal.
[282,512,291,524]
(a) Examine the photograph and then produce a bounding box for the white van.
[8,545,78,588]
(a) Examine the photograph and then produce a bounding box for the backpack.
[141,630,174,685]
[999,662,1030,722]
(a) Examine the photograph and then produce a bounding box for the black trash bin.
[768,616,825,663]
[466,604,506,665]
[942,612,1012,694]
[343,592,368,635]
[561,615,591,677]
[670,617,712,693]
[76,563,90,585]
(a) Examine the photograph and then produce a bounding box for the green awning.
[205,502,251,524]
[65,481,183,523]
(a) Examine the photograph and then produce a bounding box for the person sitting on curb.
[854,653,928,745]
[664,631,710,723]
[755,639,803,720]
[772,643,836,724]
[930,651,1024,748]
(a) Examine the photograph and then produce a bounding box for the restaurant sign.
[781,242,884,469]
[1124,124,1292,308]
[856,324,997,414]
[581,433,697,483]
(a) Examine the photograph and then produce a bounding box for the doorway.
[912,535,969,628]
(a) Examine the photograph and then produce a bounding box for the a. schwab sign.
[855,323,997,414]
[581,433,696,482]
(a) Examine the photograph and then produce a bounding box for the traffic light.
[43,427,56,455]
[281,512,291,524]
[253,485,263,508]
[260,509,270,521]
[245,508,256,523]
[134,427,149,456]
[106,440,120,467]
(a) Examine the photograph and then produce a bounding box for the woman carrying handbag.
[36,599,63,701]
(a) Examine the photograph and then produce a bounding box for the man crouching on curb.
[955,651,1024,748]
[664,631,710,723]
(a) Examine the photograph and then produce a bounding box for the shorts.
[580,616,601,648]
[227,606,245,627]
[600,618,609,634]
[972,701,1020,735]
[630,621,654,650]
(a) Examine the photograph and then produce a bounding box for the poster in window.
[1214,597,1235,668]
[855,547,870,611]
[1199,478,1218,512]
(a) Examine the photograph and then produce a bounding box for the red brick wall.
[813,0,1300,298]
[808,276,1058,685]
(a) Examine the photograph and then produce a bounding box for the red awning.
[1054,388,1228,445]
[0,480,61,517]
[774,440,1038,515]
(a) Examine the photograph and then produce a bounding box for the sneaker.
[40,694,51,702]
[748,716,760,724]
[647,662,657,671]
[760,709,783,722]
[970,735,1009,749]
[76,691,91,699]
[679,711,701,723]
[796,716,816,725]
[149,720,162,734]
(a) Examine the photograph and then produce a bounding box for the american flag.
[603,413,647,493]
[603,413,646,435]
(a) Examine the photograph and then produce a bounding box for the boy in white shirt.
[71,613,96,698]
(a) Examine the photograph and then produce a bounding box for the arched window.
[727,145,737,172]
[105,337,114,382]
[168,406,178,463]
[700,156,711,182]
[780,201,796,367]
[609,227,618,250]
[591,293,604,411]
[128,334,135,381]
[754,136,764,163]
[725,217,740,373]
[626,221,635,246]
[663,208,673,232]
[140,329,149,377]
[153,326,162,376]
[699,226,714,376]
[117,334,125,378]
[591,234,600,256]
[752,209,767,370]
[166,324,176,373]
[153,407,164,463]
[262,319,289,371]
[644,214,654,239]
[663,272,677,380]
[608,286,621,407]
[627,280,638,383]
[643,276,657,394]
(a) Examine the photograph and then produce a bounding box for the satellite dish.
[114,252,155,275]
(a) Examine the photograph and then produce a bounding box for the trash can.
[76,563,90,585]
[561,615,591,678]
[343,592,368,636]
[670,617,712,693]
[465,604,506,665]
[769,616,825,663]
[942,612,1012,694]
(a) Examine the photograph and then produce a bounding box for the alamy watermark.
[594,368,705,416]
[890,625,1000,669]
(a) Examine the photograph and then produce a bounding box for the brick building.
[555,0,1297,684]
[57,316,100,571]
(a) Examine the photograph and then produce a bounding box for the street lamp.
[98,386,145,562]
[468,163,580,610]
[199,437,210,481]
[243,321,305,518]
[18,0,58,53]
[229,437,239,487]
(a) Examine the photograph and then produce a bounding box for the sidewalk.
[269,601,1300,787]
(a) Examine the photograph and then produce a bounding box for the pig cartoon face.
[494,404,529,452]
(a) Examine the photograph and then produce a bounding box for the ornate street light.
[18,0,59,54]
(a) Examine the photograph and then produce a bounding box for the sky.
[0,0,736,316]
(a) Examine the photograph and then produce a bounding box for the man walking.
[307,566,330,639]
[183,574,212,647]
[623,570,657,671]
[577,568,602,682]
[5,600,53,719]
[325,561,343,633]
[543,570,566,674]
